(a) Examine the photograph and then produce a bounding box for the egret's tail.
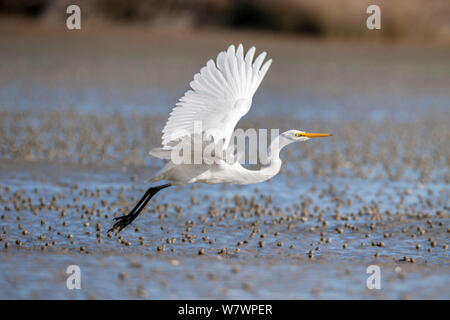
[146,161,175,183]
[149,147,172,160]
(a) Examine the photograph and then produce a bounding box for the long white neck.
[235,134,293,184]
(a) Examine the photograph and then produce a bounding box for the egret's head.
[283,130,332,142]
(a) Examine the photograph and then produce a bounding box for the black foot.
[108,213,138,233]
[107,183,171,235]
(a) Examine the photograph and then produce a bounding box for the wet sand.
[0,21,449,299]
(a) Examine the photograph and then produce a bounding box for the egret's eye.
[295,133,305,137]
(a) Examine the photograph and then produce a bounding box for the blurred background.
[0,0,449,171]
[1,0,450,41]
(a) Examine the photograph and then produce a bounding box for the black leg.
[108,184,171,233]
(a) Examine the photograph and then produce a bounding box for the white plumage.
[157,44,272,152]
[108,44,331,233]
[148,43,331,185]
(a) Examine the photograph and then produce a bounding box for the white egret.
[109,44,331,233]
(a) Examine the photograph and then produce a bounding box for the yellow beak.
[296,132,332,138]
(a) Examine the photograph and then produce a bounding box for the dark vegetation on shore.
[1,0,450,42]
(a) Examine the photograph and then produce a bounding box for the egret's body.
[148,133,287,185]
[109,44,331,233]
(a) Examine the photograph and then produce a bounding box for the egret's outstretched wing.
[157,44,272,154]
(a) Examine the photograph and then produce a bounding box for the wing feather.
[158,44,272,152]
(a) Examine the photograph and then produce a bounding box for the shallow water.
[0,159,448,299]
[0,26,449,299]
